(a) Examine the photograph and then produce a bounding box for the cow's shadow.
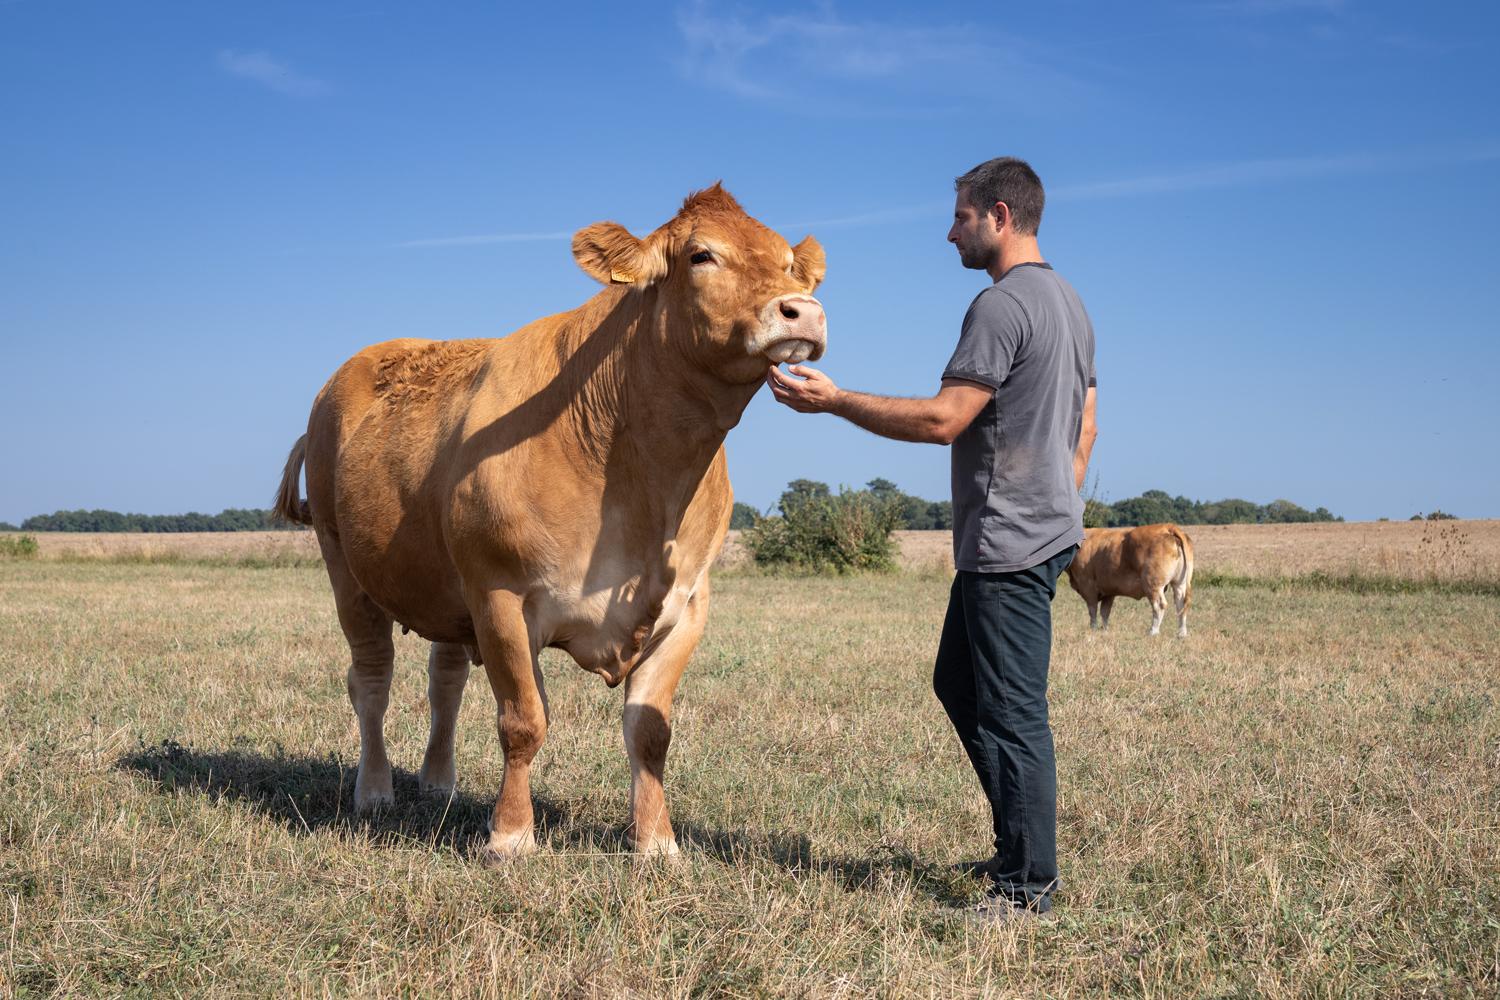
[117,740,970,905]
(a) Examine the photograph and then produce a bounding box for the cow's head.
[572,185,827,384]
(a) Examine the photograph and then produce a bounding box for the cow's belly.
[333,444,474,644]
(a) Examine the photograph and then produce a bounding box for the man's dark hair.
[955,157,1045,235]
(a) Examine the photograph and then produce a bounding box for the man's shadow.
[117,740,971,904]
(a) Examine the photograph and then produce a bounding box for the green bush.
[729,502,761,530]
[0,534,39,559]
[743,485,901,573]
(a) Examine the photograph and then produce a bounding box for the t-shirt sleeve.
[1083,307,1097,388]
[942,289,1027,390]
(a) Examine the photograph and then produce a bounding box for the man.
[766,157,1098,921]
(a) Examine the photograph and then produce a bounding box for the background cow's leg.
[470,588,545,862]
[1148,586,1168,636]
[622,584,709,857]
[1173,583,1191,638]
[1099,595,1115,630]
[419,641,472,795]
[316,529,397,812]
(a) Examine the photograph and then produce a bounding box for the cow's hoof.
[417,768,456,797]
[480,830,537,867]
[353,781,394,813]
[632,837,682,864]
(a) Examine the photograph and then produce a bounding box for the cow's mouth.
[763,338,821,365]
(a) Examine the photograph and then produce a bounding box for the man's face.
[947,191,1000,272]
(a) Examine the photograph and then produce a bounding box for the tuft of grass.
[0,533,39,559]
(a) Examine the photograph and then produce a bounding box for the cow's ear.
[791,235,826,292]
[572,222,642,284]
[572,222,666,286]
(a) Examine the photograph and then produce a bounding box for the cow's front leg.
[1099,595,1115,630]
[470,588,547,862]
[622,582,709,858]
[419,641,472,795]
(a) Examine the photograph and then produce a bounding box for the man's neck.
[987,236,1044,283]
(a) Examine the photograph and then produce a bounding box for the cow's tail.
[273,434,313,526]
[1168,523,1194,598]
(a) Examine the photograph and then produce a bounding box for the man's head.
[948,157,1045,272]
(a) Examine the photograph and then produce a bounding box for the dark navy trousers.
[933,544,1076,912]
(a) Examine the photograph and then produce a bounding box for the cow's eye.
[690,250,713,265]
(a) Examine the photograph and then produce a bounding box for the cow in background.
[1064,524,1195,637]
[274,185,827,861]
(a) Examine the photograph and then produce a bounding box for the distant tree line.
[731,482,1351,532]
[1084,489,1343,528]
[731,478,952,531]
[15,508,306,532]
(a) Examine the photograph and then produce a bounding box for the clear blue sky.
[2,0,1496,525]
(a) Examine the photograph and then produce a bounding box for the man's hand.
[767,364,841,414]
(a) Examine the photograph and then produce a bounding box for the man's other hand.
[767,364,841,413]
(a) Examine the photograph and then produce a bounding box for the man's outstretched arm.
[1073,386,1097,491]
[766,365,993,445]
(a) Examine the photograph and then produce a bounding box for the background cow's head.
[572,185,826,384]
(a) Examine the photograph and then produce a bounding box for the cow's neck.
[548,286,755,511]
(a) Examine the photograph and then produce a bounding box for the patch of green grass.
[0,533,39,559]
[1195,566,1500,597]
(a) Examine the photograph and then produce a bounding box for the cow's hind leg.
[316,529,397,811]
[1147,585,1168,636]
[470,589,546,862]
[622,584,709,858]
[419,642,472,795]
[1173,582,1190,638]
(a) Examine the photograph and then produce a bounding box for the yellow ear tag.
[609,270,634,284]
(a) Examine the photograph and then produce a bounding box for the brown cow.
[273,185,827,860]
[1064,524,1195,637]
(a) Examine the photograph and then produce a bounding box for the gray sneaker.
[966,898,1056,926]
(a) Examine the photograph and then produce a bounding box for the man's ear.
[990,201,1011,234]
[791,235,826,293]
[572,222,667,286]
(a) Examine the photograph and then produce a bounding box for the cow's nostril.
[780,302,799,320]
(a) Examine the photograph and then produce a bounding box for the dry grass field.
[24,518,1500,585]
[2,524,1497,996]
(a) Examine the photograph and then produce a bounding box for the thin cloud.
[393,231,573,249]
[674,1,1083,113]
[1052,146,1500,200]
[217,50,329,97]
[393,145,1499,250]
[783,145,1500,232]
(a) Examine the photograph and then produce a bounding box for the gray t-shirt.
[942,262,1096,573]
